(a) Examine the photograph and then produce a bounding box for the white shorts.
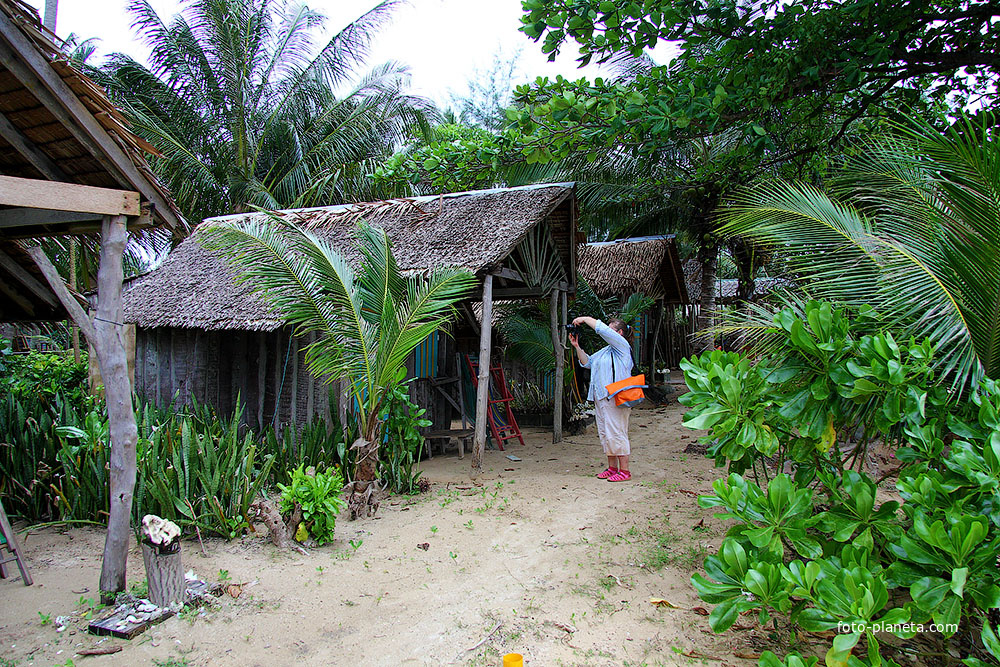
[594,396,631,456]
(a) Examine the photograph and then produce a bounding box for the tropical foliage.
[200,213,476,485]
[98,0,434,224]
[716,113,999,392]
[682,300,1000,666]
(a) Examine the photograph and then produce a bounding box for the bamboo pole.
[472,275,493,471]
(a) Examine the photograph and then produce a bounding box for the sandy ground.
[0,400,772,667]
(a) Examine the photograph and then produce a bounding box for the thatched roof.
[124,183,577,331]
[578,236,689,304]
[0,0,183,233]
[0,0,184,322]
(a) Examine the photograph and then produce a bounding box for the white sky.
[23,0,675,108]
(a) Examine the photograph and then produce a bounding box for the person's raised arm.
[574,316,630,356]
[568,330,590,367]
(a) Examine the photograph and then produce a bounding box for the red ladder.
[465,355,525,451]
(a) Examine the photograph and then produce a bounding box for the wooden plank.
[0,175,140,216]
[0,19,181,230]
[290,335,299,427]
[306,333,315,421]
[257,333,266,431]
[0,111,66,180]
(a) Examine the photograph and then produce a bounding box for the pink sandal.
[607,470,632,482]
[596,467,618,479]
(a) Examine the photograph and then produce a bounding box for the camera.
[565,323,580,335]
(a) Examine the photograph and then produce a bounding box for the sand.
[1,400,767,666]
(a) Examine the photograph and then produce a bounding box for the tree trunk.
[95,215,139,603]
[550,289,564,443]
[141,542,183,608]
[26,216,137,603]
[732,239,757,307]
[695,240,720,353]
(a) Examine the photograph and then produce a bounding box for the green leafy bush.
[278,465,346,545]
[378,383,430,494]
[682,300,1000,667]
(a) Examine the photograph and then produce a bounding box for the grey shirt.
[579,320,634,402]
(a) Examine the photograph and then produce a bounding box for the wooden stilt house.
[123,183,579,462]
[578,236,692,375]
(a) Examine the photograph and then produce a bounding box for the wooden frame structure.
[0,0,183,599]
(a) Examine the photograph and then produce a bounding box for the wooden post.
[472,275,493,472]
[29,215,138,601]
[456,353,467,430]
[550,289,563,443]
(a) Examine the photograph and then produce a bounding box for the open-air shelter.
[0,0,184,597]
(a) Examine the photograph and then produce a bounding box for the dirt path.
[1,401,763,666]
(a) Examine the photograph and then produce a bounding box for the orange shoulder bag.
[605,353,646,407]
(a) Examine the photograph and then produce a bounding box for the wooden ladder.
[465,355,525,451]
[0,499,32,586]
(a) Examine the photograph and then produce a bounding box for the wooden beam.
[0,273,36,316]
[472,274,493,472]
[0,207,103,229]
[490,288,549,300]
[0,110,66,180]
[0,247,58,309]
[0,175,140,217]
[491,267,524,282]
[0,19,181,230]
[24,245,97,346]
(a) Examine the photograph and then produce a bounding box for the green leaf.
[826,632,861,667]
[911,576,950,610]
[708,597,743,632]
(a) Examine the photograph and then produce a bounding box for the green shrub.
[278,465,346,545]
[682,301,1000,667]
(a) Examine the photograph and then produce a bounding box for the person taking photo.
[568,315,635,482]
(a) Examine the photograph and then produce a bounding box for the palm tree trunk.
[695,240,719,353]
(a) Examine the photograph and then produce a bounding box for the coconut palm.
[716,112,999,391]
[99,0,434,226]
[200,213,476,508]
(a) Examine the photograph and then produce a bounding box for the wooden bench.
[423,429,474,459]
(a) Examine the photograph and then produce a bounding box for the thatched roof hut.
[122,183,578,438]
[578,235,689,304]
[125,183,576,331]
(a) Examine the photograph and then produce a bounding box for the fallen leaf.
[691,607,709,616]
[226,583,244,598]
[734,651,761,660]
[692,518,705,530]
[649,597,679,608]
[417,543,430,551]
[678,489,700,497]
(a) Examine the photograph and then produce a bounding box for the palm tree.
[200,213,476,513]
[98,0,435,226]
[716,112,999,391]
